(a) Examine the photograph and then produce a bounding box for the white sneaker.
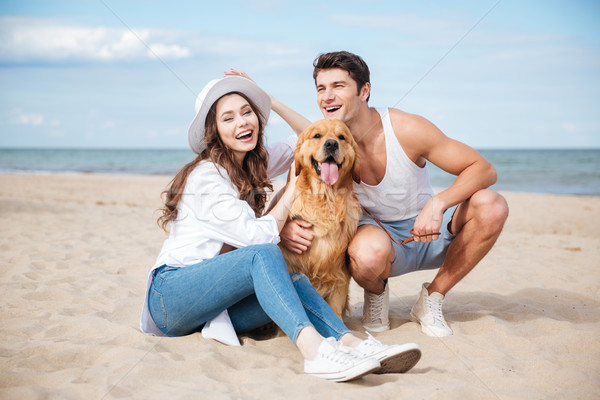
[410,282,453,337]
[304,337,380,382]
[347,332,422,374]
[362,283,390,332]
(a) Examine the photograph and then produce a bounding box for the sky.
[0,0,599,149]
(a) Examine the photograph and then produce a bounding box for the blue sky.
[0,0,599,149]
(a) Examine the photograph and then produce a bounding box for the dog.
[280,119,362,318]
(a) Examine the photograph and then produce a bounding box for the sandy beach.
[1,172,599,400]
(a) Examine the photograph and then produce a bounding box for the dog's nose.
[324,139,339,151]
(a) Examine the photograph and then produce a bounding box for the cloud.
[148,43,191,59]
[561,123,577,134]
[10,109,44,126]
[9,108,60,127]
[0,16,304,65]
[0,17,192,63]
[16,113,44,126]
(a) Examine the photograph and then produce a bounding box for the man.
[280,51,509,337]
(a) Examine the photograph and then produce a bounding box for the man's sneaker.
[410,282,453,337]
[346,332,422,374]
[362,283,390,332]
[304,337,380,382]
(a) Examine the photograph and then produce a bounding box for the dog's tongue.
[320,160,339,185]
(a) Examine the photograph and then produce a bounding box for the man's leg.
[348,224,394,295]
[428,189,508,295]
[348,225,395,331]
[411,189,508,337]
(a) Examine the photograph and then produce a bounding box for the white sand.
[1,173,599,399]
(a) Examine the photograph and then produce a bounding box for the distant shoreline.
[0,171,598,198]
[1,148,599,196]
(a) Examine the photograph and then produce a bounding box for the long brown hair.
[157,92,272,232]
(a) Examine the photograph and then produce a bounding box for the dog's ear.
[294,149,302,177]
[351,139,361,184]
[294,128,309,177]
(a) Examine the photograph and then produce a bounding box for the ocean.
[0,148,598,196]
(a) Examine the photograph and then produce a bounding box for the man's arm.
[392,110,497,241]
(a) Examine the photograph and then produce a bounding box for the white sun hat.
[187,75,271,154]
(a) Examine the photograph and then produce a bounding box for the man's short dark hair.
[313,51,371,102]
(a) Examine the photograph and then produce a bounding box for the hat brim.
[188,76,271,154]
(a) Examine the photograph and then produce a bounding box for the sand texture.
[1,173,599,399]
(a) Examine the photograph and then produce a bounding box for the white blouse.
[140,135,297,339]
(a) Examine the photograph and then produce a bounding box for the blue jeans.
[148,243,350,344]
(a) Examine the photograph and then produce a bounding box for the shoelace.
[356,332,386,357]
[320,338,361,367]
[325,347,361,366]
[363,332,382,348]
[366,292,385,322]
[425,295,448,327]
[346,332,391,360]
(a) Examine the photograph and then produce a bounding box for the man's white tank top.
[353,108,434,221]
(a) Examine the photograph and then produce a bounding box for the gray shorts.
[358,206,457,277]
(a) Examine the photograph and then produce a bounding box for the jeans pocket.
[149,287,168,330]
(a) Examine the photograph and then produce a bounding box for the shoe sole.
[307,360,381,382]
[374,344,422,374]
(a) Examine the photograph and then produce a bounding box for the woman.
[140,75,421,382]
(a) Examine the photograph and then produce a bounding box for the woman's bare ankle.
[339,333,362,348]
[295,326,323,360]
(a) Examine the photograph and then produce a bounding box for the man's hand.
[280,219,314,254]
[412,196,445,242]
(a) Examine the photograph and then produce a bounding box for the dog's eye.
[313,133,321,139]
[338,135,345,140]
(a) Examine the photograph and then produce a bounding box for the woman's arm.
[225,69,311,135]
[185,164,282,248]
[270,95,311,135]
[267,182,295,232]
[266,164,298,232]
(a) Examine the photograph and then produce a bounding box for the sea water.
[0,148,598,196]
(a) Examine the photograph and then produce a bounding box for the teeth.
[325,106,340,112]
[236,131,252,139]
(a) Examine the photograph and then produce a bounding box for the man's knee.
[471,189,509,230]
[348,228,393,278]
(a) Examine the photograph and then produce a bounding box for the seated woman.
[140,75,421,382]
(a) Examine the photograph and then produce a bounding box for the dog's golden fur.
[280,119,362,318]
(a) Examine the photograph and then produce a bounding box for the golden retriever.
[280,119,362,318]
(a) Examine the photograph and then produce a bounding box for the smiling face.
[315,68,370,124]
[295,119,361,187]
[215,93,260,165]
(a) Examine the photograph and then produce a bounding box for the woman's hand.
[225,69,254,82]
[287,161,298,188]
[225,69,311,135]
[278,163,313,254]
